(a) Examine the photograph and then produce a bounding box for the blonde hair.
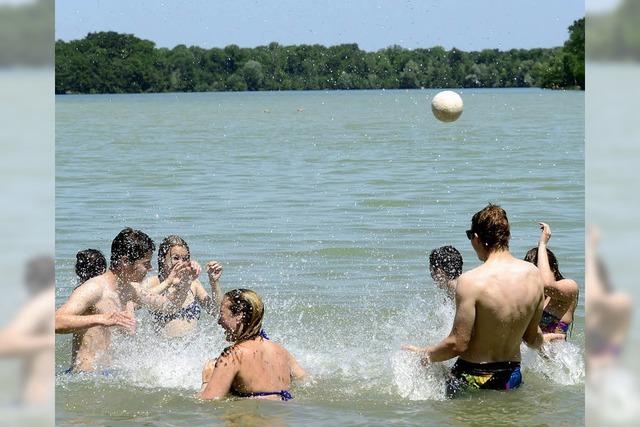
[224,289,264,343]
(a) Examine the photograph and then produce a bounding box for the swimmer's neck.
[104,269,133,290]
[482,248,512,263]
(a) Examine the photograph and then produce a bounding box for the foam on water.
[522,339,585,385]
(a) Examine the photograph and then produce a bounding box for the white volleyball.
[431,90,463,122]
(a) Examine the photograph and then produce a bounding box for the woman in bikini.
[145,235,223,337]
[524,222,579,342]
[198,289,306,401]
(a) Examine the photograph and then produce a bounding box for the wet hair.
[75,249,107,284]
[470,203,510,250]
[110,228,155,268]
[157,235,190,280]
[429,246,463,281]
[523,247,565,281]
[24,255,54,295]
[224,289,264,343]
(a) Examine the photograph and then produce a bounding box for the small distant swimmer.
[429,246,463,300]
[403,204,544,398]
[296,108,304,112]
[263,109,271,113]
[75,249,107,287]
[144,235,223,338]
[55,228,188,373]
[198,289,306,401]
[523,222,579,343]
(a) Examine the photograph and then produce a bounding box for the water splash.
[522,340,585,385]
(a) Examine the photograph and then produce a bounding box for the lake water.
[56,88,584,426]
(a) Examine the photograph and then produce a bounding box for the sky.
[56,0,585,52]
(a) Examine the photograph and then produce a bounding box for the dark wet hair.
[524,247,565,281]
[157,235,190,280]
[75,249,107,284]
[24,255,54,295]
[429,246,463,281]
[110,228,155,267]
[470,203,510,250]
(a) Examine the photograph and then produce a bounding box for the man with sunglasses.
[404,204,544,397]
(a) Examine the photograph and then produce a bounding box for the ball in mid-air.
[431,91,463,122]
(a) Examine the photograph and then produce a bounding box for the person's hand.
[206,261,223,282]
[543,333,566,343]
[188,260,202,281]
[538,222,552,246]
[166,260,192,285]
[402,344,431,365]
[101,311,136,331]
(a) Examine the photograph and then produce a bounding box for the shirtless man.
[404,204,544,397]
[55,228,194,373]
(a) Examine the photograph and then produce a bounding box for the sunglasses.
[466,229,474,240]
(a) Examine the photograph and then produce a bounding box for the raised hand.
[188,260,202,280]
[538,222,552,246]
[206,260,223,282]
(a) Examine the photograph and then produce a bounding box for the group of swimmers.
[55,203,579,400]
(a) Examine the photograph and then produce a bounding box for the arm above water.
[289,351,307,381]
[197,261,224,317]
[523,285,545,350]
[55,281,134,333]
[197,350,240,400]
[403,274,476,364]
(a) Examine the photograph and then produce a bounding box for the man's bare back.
[458,252,544,363]
[403,204,545,397]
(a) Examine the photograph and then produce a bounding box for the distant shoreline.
[56,20,584,95]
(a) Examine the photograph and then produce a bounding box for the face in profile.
[127,251,153,283]
[218,297,243,342]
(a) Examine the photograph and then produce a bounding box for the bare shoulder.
[457,269,482,290]
[558,278,579,293]
[72,275,106,298]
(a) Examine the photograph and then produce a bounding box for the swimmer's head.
[110,228,154,282]
[157,235,191,279]
[429,246,463,284]
[219,289,264,343]
[75,249,107,284]
[524,247,565,281]
[469,204,510,259]
[24,255,54,295]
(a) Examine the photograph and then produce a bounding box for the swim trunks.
[446,359,522,398]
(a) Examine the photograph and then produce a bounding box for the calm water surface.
[56,89,584,426]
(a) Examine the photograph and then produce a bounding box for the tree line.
[55,18,584,94]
